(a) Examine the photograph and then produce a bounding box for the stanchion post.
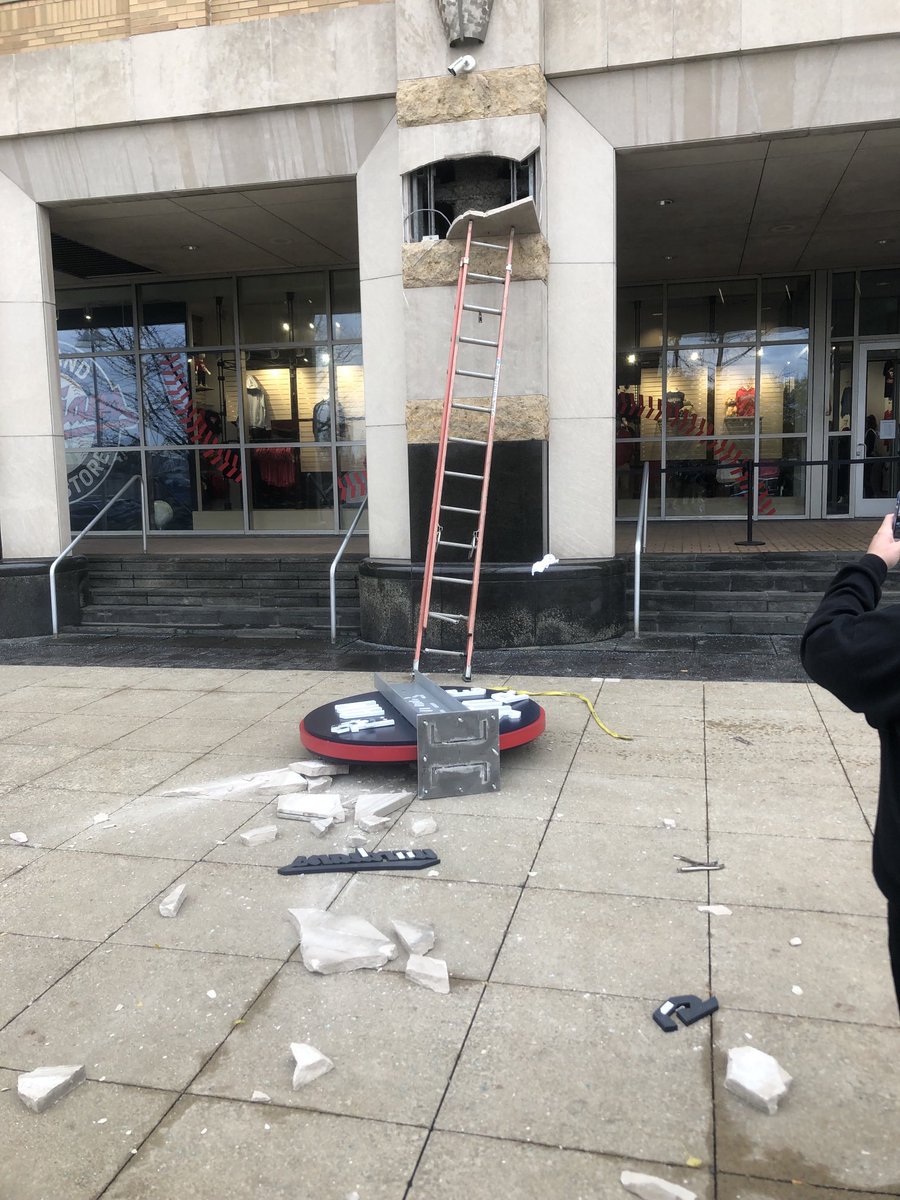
[735,459,766,547]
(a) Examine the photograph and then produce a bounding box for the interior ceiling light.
[770,224,796,233]
[626,354,637,364]
[181,244,199,251]
[877,238,893,245]
[657,198,674,206]
[663,255,674,261]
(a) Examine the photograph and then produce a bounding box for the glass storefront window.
[241,348,331,443]
[761,276,810,342]
[667,279,757,345]
[615,439,661,519]
[67,450,143,532]
[757,344,809,433]
[146,448,243,532]
[58,353,139,449]
[616,285,664,351]
[831,272,855,338]
[758,436,807,517]
[56,287,134,354]
[139,279,235,349]
[337,445,368,531]
[238,273,327,345]
[334,343,365,441]
[141,354,239,447]
[665,346,758,437]
[247,446,333,532]
[859,269,900,336]
[331,271,361,341]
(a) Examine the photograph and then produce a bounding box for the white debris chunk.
[354,792,414,826]
[620,1170,697,1200]
[240,825,278,847]
[17,1064,85,1113]
[697,904,732,916]
[346,831,369,848]
[250,1090,271,1103]
[406,953,450,994]
[92,812,110,824]
[290,760,349,778]
[288,908,397,974]
[411,816,438,837]
[660,818,677,829]
[309,818,334,838]
[391,918,435,955]
[357,814,391,833]
[290,1042,334,1089]
[158,884,187,918]
[305,776,334,794]
[791,985,803,996]
[9,832,29,845]
[789,937,803,947]
[531,553,559,575]
[165,768,308,801]
[725,1045,792,1115]
[277,793,345,823]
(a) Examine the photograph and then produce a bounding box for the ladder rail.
[463,227,515,681]
[413,219,475,671]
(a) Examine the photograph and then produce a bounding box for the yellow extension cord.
[497,687,633,742]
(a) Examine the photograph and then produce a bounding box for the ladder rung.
[455,369,495,380]
[445,471,484,480]
[422,646,465,656]
[432,575,473,585]
[472,240,506,250]
[428,610,466,624]
[449,436,488,446]
[438,538,474,550]
[463,304,501,315]
[468,271,504,282]
[452,402,492,413]
[440,504,480,514]
[459,336,499,347]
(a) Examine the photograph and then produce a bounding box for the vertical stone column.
[0,173,69,559]
[545,86,617,558]
[357,118,411,559]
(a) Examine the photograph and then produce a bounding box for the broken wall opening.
[407,153,536,241]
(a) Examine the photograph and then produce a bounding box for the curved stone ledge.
[0,555,87,637]
[358,558,626,649]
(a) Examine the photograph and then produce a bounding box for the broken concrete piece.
[620,1171,696,1200]
[354,792,414,827]
[158,884,187,918]
[697,904,732,916]
[240,825,278,847]
[391,918,435,956]
[290,1042,334,1089]
[357,814,391,833]
[276,793,345,823]
[789,937,803,947]
[309,817,333,837]
[305,776,334,794]
[661,818,677,829]
[9,832,29,845]
[290,760,349,778]
[17,1064,85,1113]
[725,1045,792,1114]
[346,831,368,848]
[250,1090,271,1103]
[406,953,450,994]
[288,908,397,973]
[411,816,438,837]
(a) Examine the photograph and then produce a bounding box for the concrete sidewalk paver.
[0,666,897,1200]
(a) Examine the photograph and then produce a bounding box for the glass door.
[853,344,900,516]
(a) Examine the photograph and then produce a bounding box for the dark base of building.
[0,557,87,638]
[358,559,627,649]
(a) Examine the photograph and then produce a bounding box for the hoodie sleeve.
[800,553,900,725]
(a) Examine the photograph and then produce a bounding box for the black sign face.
[277,847,440,876]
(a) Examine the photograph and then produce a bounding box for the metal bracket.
[417,707,500,800]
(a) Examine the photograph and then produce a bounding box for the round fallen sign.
[300,688,545,763]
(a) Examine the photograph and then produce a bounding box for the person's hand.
[867,511,900,569]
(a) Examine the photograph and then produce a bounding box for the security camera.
[448,54,476,76]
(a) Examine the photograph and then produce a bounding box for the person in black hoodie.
[801,511,900,1013]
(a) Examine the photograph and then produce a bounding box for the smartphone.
[894,491,900,540]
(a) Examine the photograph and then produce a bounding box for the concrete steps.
[629,552,900,635]
[70,555,363,638]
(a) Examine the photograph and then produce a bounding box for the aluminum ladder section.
[413,220,516,682]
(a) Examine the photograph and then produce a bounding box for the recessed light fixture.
[270,237,295,246]
[181,244,199,251]
[757,349,764,357]
[657,198,674,207]
[308,322,315,330]
[770,224,796,234]
[281,322,290,332]
[626,353,637,364]
[877,238,893,245]
[689,351,700,362]
[663,255,674,261]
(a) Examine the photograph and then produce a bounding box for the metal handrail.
[50,474,148,637]
[633,461,650,638]
[330,495,368,645]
